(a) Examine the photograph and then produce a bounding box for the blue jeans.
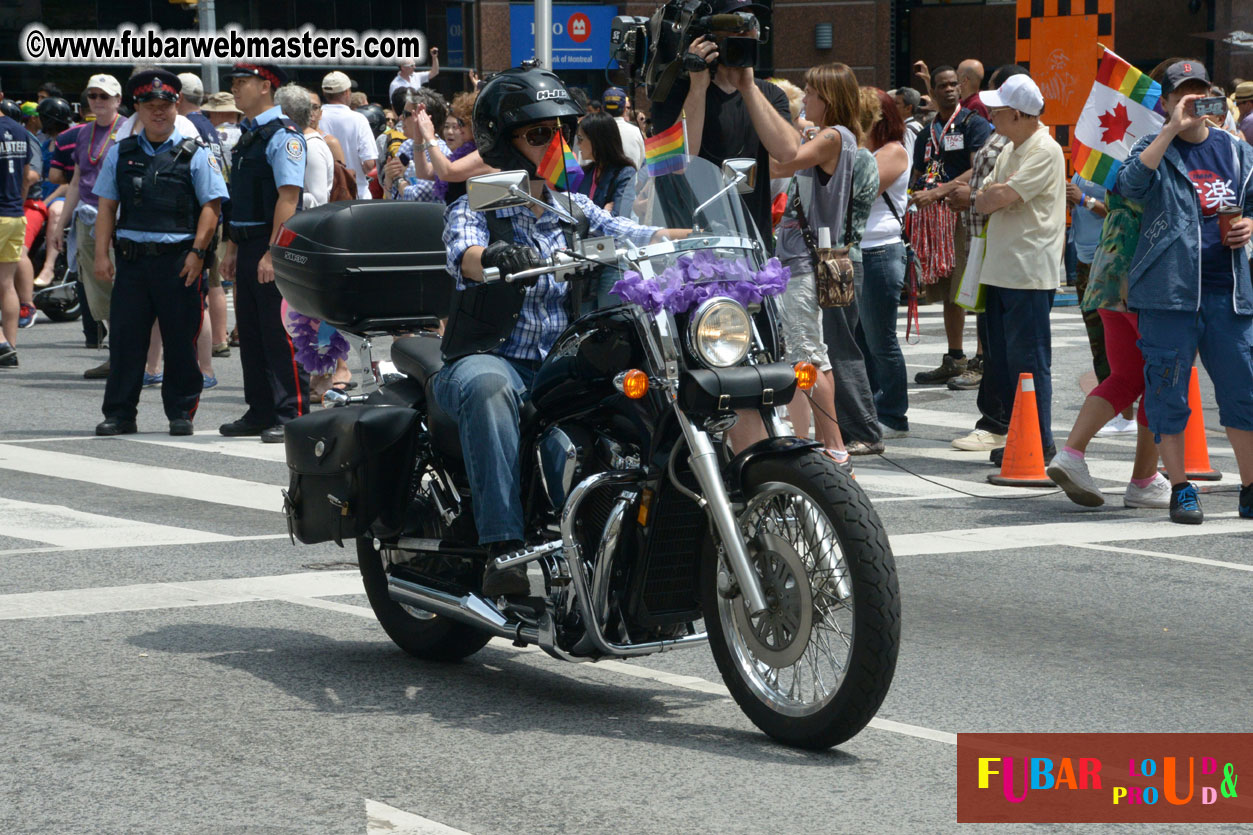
[856,243,910,431]
[980,285,1055,451]
[1137,290,1253,438]
[430,353,537,545]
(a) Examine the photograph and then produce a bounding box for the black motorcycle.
[272,158,900,749]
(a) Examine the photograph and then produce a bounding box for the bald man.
[958,59,989,119]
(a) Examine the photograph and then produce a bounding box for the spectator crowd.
[0,35,1251,527]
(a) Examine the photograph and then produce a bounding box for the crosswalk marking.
[0,497,240,550]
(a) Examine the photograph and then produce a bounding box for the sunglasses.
[87,92,114,100]
[514,124,574,147]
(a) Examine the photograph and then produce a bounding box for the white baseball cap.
[979,74,1044,117]
[86,73,121,97]
[322,71,352,94]
[177,72,204,101]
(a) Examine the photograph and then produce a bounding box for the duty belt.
[115,239,194,261]
[229,224,271,243]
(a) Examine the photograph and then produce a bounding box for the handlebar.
[480,237,623,284]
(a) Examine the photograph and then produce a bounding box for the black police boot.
[96,417,138,436]
[219,417,272,437]
[169,418,194,436]
[482,540,530,598]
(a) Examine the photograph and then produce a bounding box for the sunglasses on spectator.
[86,92,114,100]
[514,124,574,147]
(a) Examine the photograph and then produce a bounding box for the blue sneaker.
[202,374,218,389]
[142,372,163,387]
[1240,483,1253,520]
[1169,482,1203,525]
[18,303,38,328]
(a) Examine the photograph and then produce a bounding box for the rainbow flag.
[644,120,686,177]
[537,130,583,192]
[1071,47,1164,190]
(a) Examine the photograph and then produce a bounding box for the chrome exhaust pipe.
[387,575,540,646]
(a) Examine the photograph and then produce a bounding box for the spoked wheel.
[357,537,492,662]
[702,452,900,749]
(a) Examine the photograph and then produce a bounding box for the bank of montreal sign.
[510,5,619,69]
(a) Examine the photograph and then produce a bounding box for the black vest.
[229,117,301,225]
[441,200,588,364]
[115,135,201,235]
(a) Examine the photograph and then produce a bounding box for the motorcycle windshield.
[611,156,787,314]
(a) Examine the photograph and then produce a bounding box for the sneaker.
[1169,482,1203,525]
[17,303,39,328]
[202,374,218,389]
[212,342,231,358]
[1124,473,1171,509]
[878,422,909,439]
[1046,452,1105,507]
[1096,415,1137,437]
[952,429,1007,451]
[142,372,163,387]
[822,449,855,479]
[915,354,967,385]
[946,356,983,390]
[1239,483,1253,519]
[0,343,16,368]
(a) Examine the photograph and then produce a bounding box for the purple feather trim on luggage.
[610,252,790,314]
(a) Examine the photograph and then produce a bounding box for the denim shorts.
[1137,290,1253,438]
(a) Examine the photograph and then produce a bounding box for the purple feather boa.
[610,251,790,315]
[282,306,351,377]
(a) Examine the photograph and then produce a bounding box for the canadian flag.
[1073,48,1164,163]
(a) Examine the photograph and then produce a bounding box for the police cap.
[225,64,289,90]
[129,69,182,104]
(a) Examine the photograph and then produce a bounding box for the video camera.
[611,0,769,102]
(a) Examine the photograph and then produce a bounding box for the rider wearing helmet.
[431,64,686,597]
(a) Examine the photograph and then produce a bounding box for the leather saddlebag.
[282,405,419,546]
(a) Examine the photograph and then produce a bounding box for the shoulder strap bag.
[791,172,856,308]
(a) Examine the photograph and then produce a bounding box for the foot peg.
[493,539,565,569]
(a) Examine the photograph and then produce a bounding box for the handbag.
[791,178,856,308]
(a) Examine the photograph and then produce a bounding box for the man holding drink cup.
[1117,59,1253,525]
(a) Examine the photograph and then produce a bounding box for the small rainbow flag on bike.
[1071,47,1164,190]
[644,120,686,177]
[537,130,583,192]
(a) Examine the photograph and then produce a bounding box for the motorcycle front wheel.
[357,537,493,662]
[702,451,900,749]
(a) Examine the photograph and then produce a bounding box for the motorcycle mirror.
[721,158,757,194]
[467,170,532,212]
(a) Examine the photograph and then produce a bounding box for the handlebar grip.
[482,267,501,282]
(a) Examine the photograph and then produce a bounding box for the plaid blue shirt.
[388,137,449,203]
[444,189,659,361]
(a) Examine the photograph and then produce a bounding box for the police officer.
[92,69,228,436]
[218,64,308,443]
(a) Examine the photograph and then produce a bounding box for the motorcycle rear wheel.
[702,451,900,749]
[357,537,493,662]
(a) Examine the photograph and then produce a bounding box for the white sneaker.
[878,422,909,439]
[1046,452,1105,507]
[1124,472,1172,508]
[951,429,1007,451]
[1096,415,1137,436]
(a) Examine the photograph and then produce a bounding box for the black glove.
[481,241,544,285]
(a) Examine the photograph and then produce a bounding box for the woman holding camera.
[772,63,875,468]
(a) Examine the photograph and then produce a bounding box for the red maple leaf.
[1099,103,1133,145]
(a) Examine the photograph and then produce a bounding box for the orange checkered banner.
[1015,0,1114,159]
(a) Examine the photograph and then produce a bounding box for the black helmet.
[473,64,584,175]
[0,99,24,122]
[355,103,385,137]
[36,97,73,131]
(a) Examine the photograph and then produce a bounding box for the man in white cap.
[48,73,123,379]
[319,70,376,198]
[176,72,226,171]
[388,49,439,102]
[969,72,1065,466]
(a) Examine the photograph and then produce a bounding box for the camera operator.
[650,0,798,244]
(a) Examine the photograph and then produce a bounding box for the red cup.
[1218,205,1242,246]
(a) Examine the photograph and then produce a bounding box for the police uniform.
[92,70,228,436]
[220,63,309,440]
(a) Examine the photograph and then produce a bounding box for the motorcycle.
[271,157,900,750]
[30,222,80,323]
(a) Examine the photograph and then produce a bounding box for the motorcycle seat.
[423,375,538,471]
[391,335,445,386]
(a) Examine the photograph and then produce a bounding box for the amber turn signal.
[619,369,650,399]
[794,361,817,391]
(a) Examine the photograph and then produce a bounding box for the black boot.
[482,540,530,597]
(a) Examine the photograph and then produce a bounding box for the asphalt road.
[1,302,1250,834]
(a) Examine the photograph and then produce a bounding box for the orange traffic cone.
[1181,366,1222,481]
[988,373,1054,487]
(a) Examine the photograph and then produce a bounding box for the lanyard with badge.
[922,104,964,188]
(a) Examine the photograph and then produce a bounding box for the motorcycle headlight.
[688,297,752,368]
